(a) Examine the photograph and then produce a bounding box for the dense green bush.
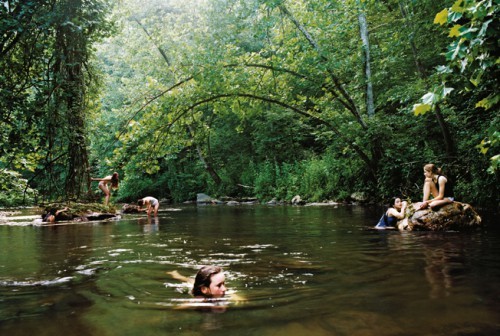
[0,170,37,207]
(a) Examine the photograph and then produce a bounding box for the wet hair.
[192,265,222,297]
[423,163,442,175]
[111,172,119,188]
[137,199,144,206]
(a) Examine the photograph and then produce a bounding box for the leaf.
[475,94,500,110]
[451,0,464,13]
[434,9,448,25]
[421,92,437,105]
[442,86,454,98]
[449,24,462,37]
[436,65,453,74]
[476,98,489,109]
[413,103,432,116]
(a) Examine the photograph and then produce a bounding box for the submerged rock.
[397,202,481,231]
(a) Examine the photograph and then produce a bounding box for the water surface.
[1,205,499,335]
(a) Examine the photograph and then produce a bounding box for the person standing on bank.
[91,172,119,206]
[419,163,454,210]
[138,196,160,217]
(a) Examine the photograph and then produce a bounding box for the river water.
[0,204,499,335]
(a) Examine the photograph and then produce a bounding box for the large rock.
[122,204,142,213]
[196,193,223,204]
[397,202,481,231]
[40,203,118,223]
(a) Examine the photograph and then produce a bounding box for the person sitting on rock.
[419,163,454,210]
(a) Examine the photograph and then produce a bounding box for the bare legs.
[420,177,452,210]
[422,177,437,203]
[98,184,110,205]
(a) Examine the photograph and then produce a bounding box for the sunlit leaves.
[413,85,454,115]
[434,9,448,25]
[451,0,465,14]
[426,0,499,176]
[448,24,462,37]
[476,130,499,173]
[413,103,432,116]
[476,94,499,110]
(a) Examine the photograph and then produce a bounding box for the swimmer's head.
[192,265,226,298]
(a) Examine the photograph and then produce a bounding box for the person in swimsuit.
[419,163,454,210]
[91,172,119,205]
[138,196,159,216]
[375,197,407,229]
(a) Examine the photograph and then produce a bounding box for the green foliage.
[0,170,37,207]
[414,0,499,174]
[4,0,496,208]
[1,0,114,203]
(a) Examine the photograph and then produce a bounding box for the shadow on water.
[0,205,499,335]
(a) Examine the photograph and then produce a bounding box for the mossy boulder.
[397,202,482,231]
[40,202,118,222]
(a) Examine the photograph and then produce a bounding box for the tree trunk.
[187,124,222,185]
[434,104,455,158]
[398,1,454,157]
[358,9,375,117]
[53,0,91,200]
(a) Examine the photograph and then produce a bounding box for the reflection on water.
[0,205,499,335]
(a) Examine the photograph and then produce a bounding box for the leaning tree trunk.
[134,17,222,185]
[278,4,384,178]
[187,124,222,185]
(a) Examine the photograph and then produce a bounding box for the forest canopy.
[1,0,498,207]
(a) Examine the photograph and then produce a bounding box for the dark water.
[1,205,499,336]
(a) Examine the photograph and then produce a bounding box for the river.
[1,204,499,335]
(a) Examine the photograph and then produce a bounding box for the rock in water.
[122,204,142,213]
[398,202,481,231]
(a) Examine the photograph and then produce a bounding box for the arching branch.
[156,93,375,179]
[277,4,368,129]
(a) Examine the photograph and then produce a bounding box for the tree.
[0,0,113,204]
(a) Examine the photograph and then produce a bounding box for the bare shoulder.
[439,175,448,183]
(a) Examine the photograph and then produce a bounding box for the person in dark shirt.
[419,163,454,210]
[375,197,407,229]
